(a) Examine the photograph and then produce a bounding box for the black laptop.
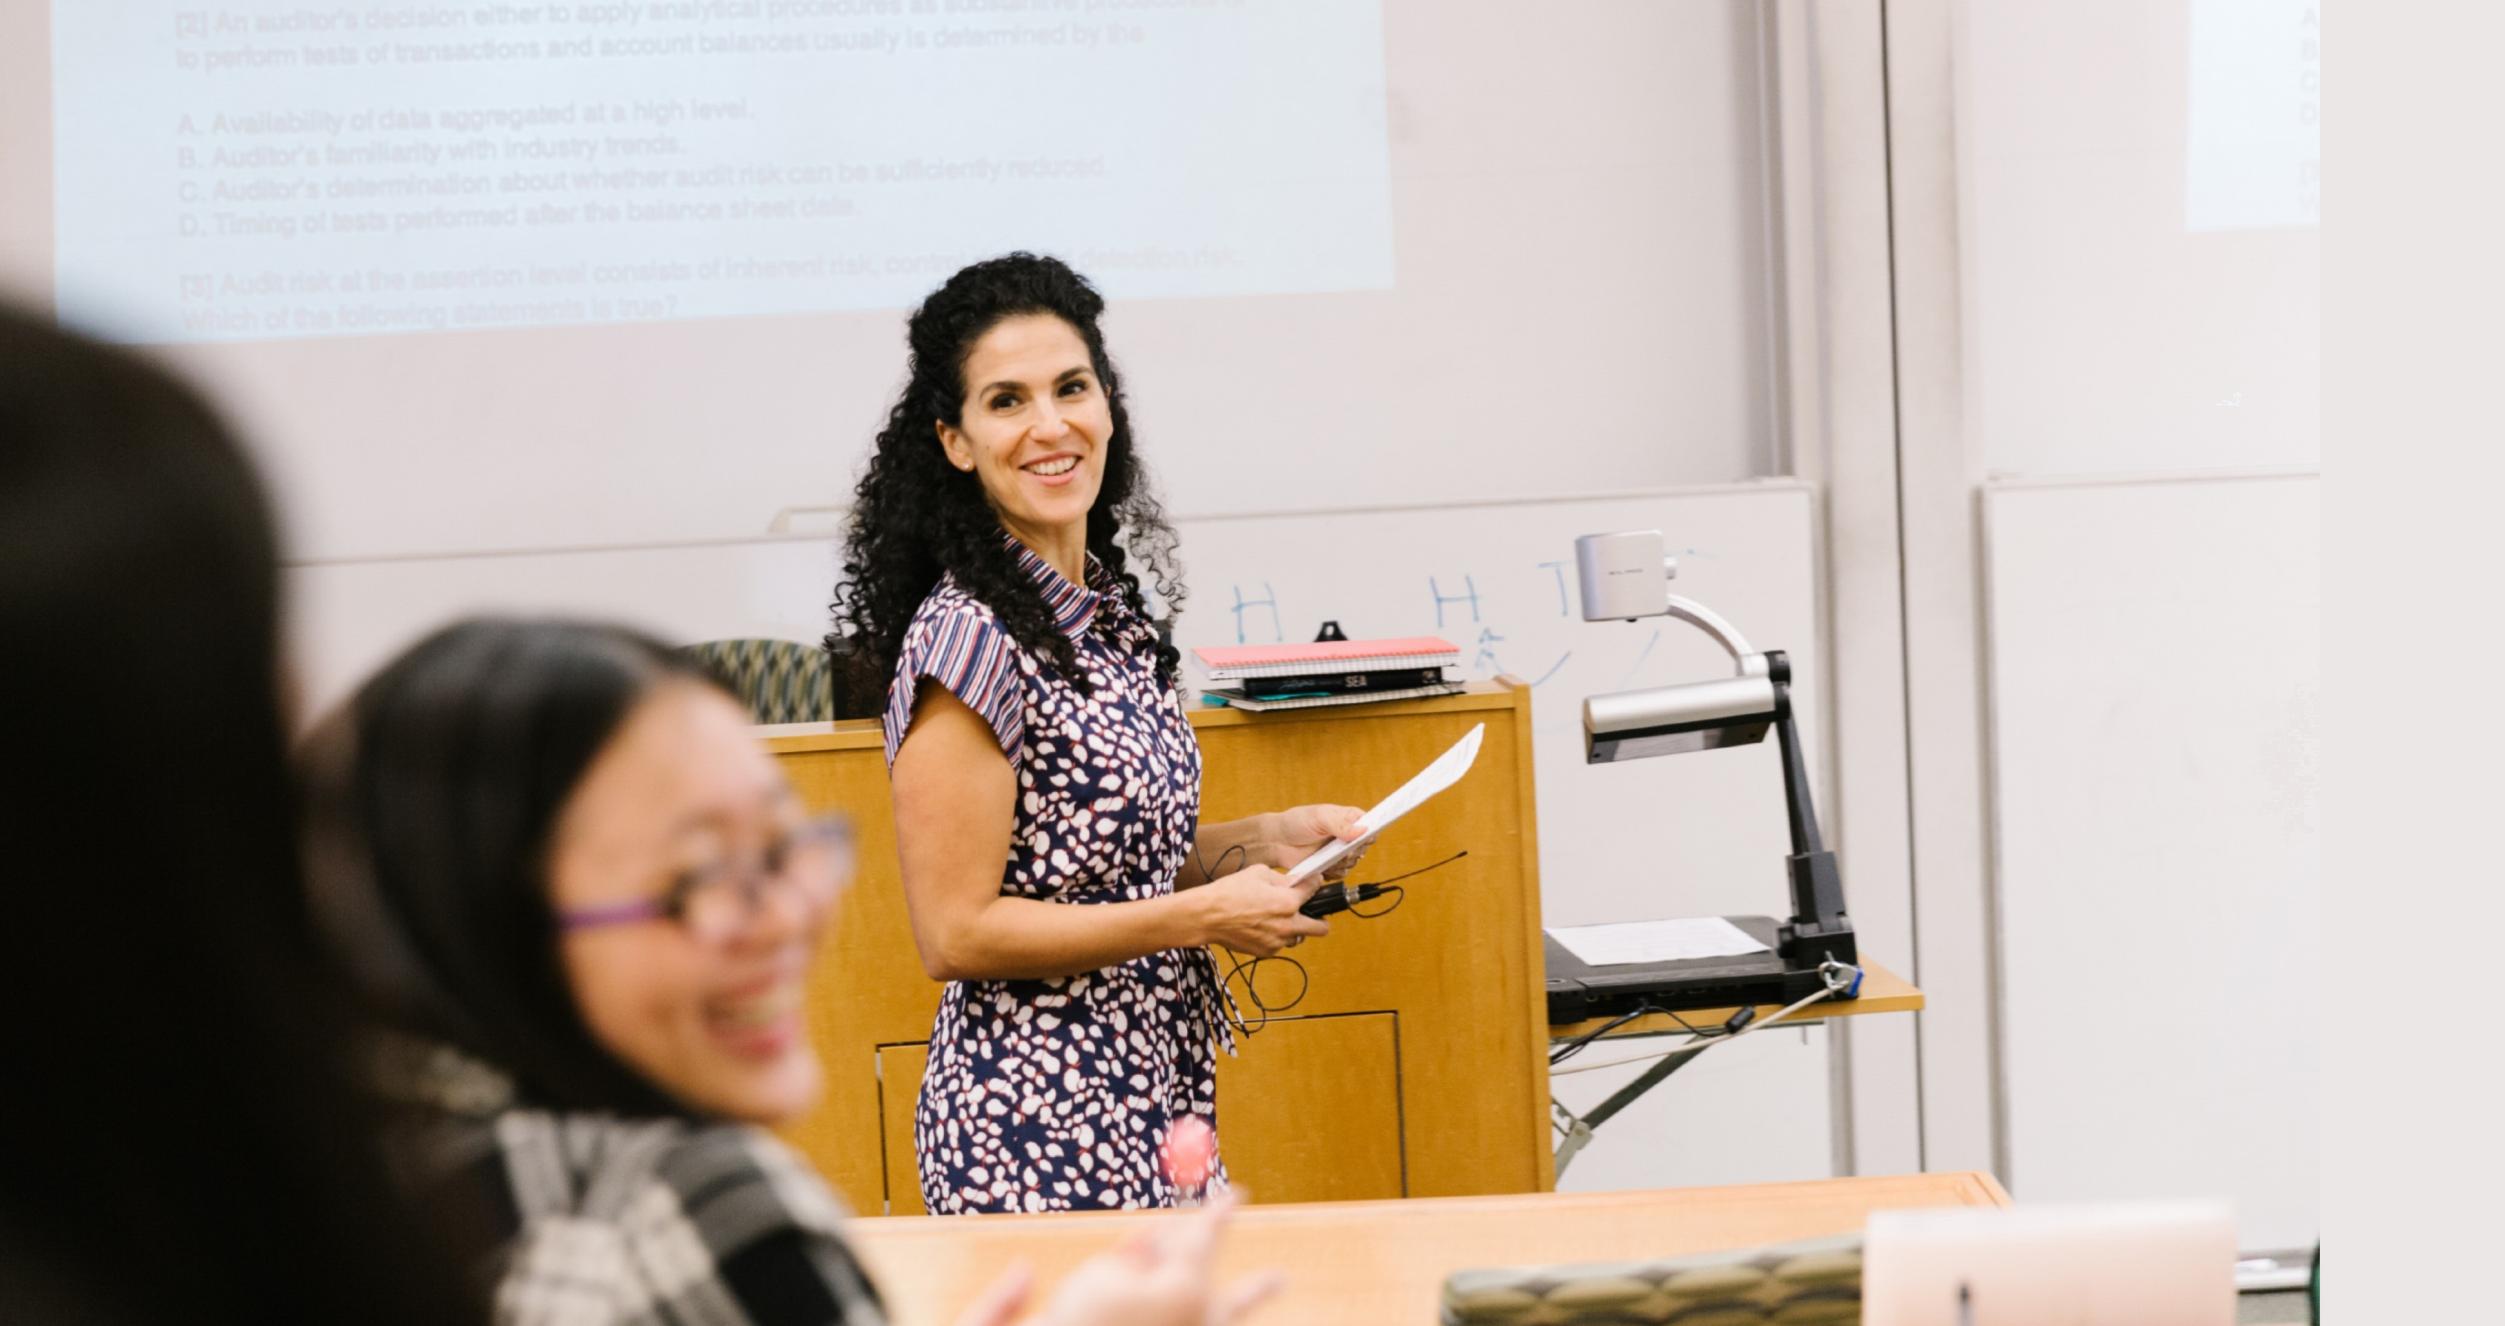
[1544,914,1800,1023]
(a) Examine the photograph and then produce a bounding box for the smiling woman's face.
[545,680,832,1123]
[937,313,1113,554]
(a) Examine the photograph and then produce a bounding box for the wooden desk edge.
[757,718,884,754]
[850,1170,2008,1237]
[1548,956,1924,1041]
[844,1173,2009,1325]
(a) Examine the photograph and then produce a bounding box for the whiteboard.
[1983,472,2319,1252]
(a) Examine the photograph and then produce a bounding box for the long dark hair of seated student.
[300,619,716,1120]
[297,617,894,1322]
[0,305,474,1322]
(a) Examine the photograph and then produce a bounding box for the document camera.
[1545,530,1858,1016]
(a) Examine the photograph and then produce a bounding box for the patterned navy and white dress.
[881,536,1233,1215]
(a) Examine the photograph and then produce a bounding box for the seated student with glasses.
[302,617,1280,1326]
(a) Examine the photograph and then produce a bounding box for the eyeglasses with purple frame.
[556,813,854,939]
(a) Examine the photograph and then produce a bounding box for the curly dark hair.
[828,252,1183,694]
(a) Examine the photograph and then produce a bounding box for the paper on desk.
[1282,722,1484,885]
[1549,916,1770,967]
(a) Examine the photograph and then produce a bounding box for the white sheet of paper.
[1549,916,1770,967]
[1283,722,1484,885]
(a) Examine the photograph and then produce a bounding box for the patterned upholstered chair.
[680,638,833,725]
[1440,1234,1863,1325]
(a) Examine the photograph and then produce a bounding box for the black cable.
[1193,840,1251,887]
[1547,999,1740,1068]
[1346,885,1405,919]
[1197,845,1472,1035]
[1550,1005,1654,1066]
[1216,944,1308,1033]
[1308,847,1472,919]
[1663,1008,1725,1041]
[1348,848,1469,890]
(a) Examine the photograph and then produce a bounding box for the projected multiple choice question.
[54,1,1392,343]
[2186,0,2318,231]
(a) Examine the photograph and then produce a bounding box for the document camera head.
[1583,673,1778,764]
[1573,529,1778,765]
[1574,530,1677,622]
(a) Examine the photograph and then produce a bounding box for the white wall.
[1880,0,2321,1248]
[1960,0,2320,477]
[1769,0,1924,1181]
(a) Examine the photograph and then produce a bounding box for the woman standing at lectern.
[829,253,1363,1215]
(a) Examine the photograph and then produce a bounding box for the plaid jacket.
[384,1042,887,1326]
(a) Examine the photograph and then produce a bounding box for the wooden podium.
[760,681,1555,1215]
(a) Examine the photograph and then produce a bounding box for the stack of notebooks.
[1194,636,1463,712]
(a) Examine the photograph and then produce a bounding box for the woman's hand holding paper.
[1261,804,1371,881]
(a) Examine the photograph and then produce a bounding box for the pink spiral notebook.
[1193,636,1460,680]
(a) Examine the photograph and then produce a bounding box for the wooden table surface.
[1548,956,1925,1043]
[846,1171,2010,1326]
